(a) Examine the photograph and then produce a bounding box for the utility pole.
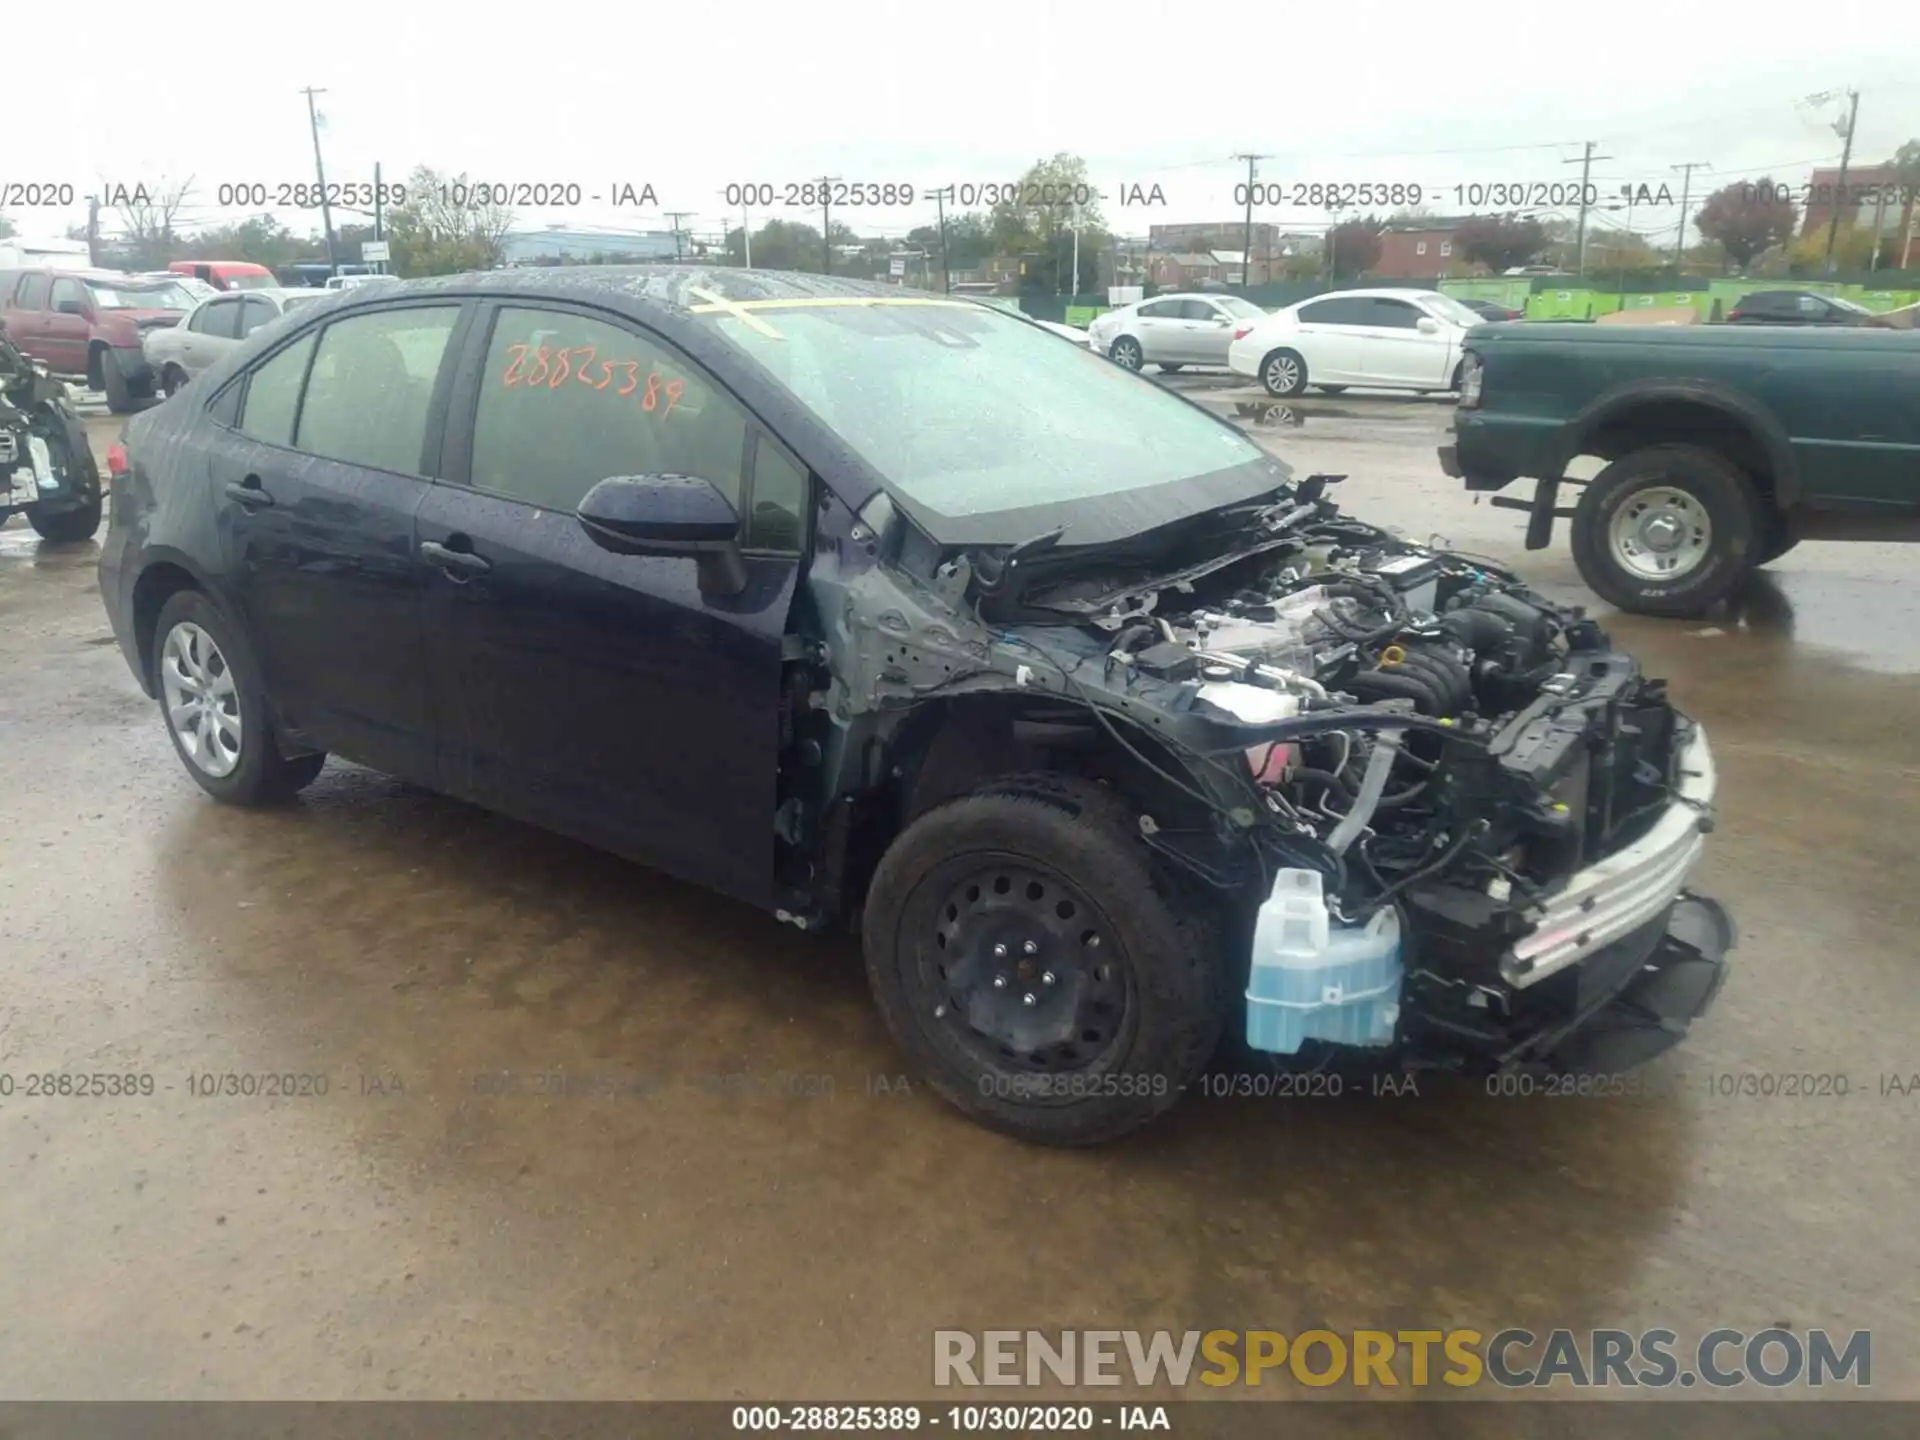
[819,176,839,275]
[300,87,338,277]
[664,211,693,262]
[741,200,752,267]
[1232,153,1271,288]
[1565,141,1613,278]
[85,195,100,267]
[1069,201,1081,297]
[935,185,950,292]
[1822,88,1861,274]
[1671,161,1709,271]
[373,161,384,244]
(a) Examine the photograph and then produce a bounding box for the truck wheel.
[1259,348,1307,396]
[100,350,137,414]
[1570,444,1763,617]
[862,774,1225,1146]
[1757,509,1799,565]
[26,494,102,544]
[152,590,327,805]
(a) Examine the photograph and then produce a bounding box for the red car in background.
[168,259,277,292]
[0,268,197,412]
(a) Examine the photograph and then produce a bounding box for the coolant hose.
[1327,733,1401,855]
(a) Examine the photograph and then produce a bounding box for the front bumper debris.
[1503,724,1717,989]
[1543,893,1734,1075]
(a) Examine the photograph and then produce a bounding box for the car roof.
[196,286,326,303]
[1301,286,1445,301]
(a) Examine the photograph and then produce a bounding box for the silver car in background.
[1087,292,1268,372]
[143,287,328,396]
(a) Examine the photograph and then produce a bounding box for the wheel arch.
[128,548,221,696]
[1562,382,1797,508]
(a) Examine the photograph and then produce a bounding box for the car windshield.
[1825,294,1871,315]
[89,282,197,311]
[1214,295,1266,319]
[1421,293,1487,327]
[707,299,1265,526]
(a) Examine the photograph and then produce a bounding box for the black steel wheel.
[863,774,1224,1145]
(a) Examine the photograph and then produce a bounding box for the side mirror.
[57,299,87,316]
[1415,316,1441,334]
[576,473,747,597]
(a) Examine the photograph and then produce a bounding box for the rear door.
[1290,297,1370,383]
[215,299,468,779]
[416,299,807,905]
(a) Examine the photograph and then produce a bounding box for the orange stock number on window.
[500,342,685,417]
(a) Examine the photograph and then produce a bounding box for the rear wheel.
[1109,336,1144,371]
[1570,444,1763,616]
[1314,384,1346,394]
[26,495,101,544]
[152,590,327,805]
[1259,348,1307,396]
[862,775,1225,1146]
[161,364,189,398]
[1157,362,1184,373]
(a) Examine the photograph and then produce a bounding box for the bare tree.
[106,175,197,269]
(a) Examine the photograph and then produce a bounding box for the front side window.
[1367,299,1423,329]
[50,278,86,312]
[468,306,748,518]
[196,300,243,339]
[238,332,317,446]
[295,305,459,474]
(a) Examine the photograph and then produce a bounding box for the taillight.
[1233,326,1254,341]
[107,442,129,477]
[1458,352,1483,408]
[1727,309,1745,321]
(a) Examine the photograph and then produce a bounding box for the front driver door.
[417,301,807,906]
[1360,297,1454,388]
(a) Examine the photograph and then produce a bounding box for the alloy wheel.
[160,621,243,777]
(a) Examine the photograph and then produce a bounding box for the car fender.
[1559,377,1802,507]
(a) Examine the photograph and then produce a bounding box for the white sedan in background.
[143,287,328,397]
[1227,288,1485,396]
[1087,292,1269,372]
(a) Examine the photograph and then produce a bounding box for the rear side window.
[238,332,317,446]
[466,305,748,517]
[295,305,460,474]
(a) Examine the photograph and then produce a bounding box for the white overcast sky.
[9,1,1920,248]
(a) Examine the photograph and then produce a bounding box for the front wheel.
[152,590,327,805]
[1570,444,1763,617]
[1314,384,1346,395]
[1157,362,1184,373]
[1259,348,1307,397]
[862,775,1224,1146]
[100,350,138,414]
[1109,336,1144,371]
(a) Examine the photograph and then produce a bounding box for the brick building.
[1798,163,1911,243]
[1372,219,1469,280]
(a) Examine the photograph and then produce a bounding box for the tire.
[1259,348,1307,397]
[1315,384,1346,394]
[1449,361,1465,392]
[100,349,137,414]
[1157,362,1184,373]
[1109,336,1144,371]
[161,364,189,398]
[1757,508,1799,565]
[862,774,1225,1146]
[151,589,327,805]
[26,494,101,544]
[1570,444,1764,617]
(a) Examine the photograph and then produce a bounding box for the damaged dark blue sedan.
[98,267,1732,1144]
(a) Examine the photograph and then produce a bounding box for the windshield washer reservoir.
[1246,868,1403,1054]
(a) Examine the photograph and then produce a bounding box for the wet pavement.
[0,403,1915,1409]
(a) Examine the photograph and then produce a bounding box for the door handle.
[420,539,492,577]
[225,476,273,508]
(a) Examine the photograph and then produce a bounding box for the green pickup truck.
[1439,324,1920,615]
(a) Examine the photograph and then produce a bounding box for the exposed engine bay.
[790,473,1731,1078]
